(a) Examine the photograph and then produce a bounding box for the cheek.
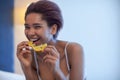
[24,30,29,39]
[24,30,27,36]
[44,30,52,38]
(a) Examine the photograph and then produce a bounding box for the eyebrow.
[24,23,44,26]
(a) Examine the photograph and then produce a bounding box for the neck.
[48,38,58,46]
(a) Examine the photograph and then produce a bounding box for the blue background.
[0,0,14,72]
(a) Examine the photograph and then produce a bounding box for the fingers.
[43,54,56,61]
[18,50,31,57]
[43,54,58,64]
[17,41,28,48]
[43,45,60,65]
[16,41,32,60]
[44,45,59,58]
[17,50,31,62]
[17,41,29,52]
[17,41,32,53]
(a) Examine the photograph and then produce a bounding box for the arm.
[16,41,38,80]
[67,43,84,80]
[22,65,38,80]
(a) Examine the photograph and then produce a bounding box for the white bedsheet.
[0,70,25,80]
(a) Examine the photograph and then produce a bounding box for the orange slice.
[28,41,47,52]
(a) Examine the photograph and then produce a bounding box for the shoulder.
[67,42,83,54]
[67,42,84,65]
[66,42,84,79]
[57,40,83,54]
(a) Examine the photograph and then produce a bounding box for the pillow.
[0,70,25,80]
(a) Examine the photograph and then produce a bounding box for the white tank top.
[64,42,70,80]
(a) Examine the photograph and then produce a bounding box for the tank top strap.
[64,42,70,72]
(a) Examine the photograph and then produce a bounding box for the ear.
[50,24,57,35]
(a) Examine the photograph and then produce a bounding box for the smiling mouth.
[29,38,40,44]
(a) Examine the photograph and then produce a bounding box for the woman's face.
[24,13,53,45]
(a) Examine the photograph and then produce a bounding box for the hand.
[17,41,33,68]
[17,41,39,80]
[43,45,60,73]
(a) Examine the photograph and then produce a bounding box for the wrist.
[22,66,38,80]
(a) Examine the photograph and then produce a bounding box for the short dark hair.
[25,0,63,39]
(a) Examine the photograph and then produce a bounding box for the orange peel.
[28,41,47,52]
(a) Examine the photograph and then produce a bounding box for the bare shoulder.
[67,42,83,54]
[67,42,84,66]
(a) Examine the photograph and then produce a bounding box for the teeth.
[22,48,26,51]
[30,39,38,42]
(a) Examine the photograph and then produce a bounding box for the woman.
[17,0,84,80]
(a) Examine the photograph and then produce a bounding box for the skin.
[17,13,84,80]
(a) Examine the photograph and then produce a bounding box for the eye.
[25,25,30,30]
[34,25,42,29]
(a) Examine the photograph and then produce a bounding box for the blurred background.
[0,0,119,80]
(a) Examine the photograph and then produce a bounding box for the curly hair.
[25,0,63,39]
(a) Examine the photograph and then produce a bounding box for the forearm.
[22,66,38,80]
